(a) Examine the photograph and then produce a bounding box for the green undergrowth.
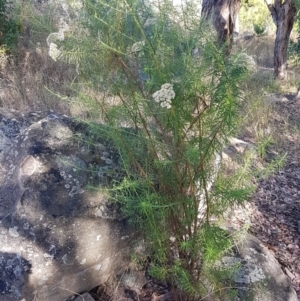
[239,0,274,34]
[0,0,22,53]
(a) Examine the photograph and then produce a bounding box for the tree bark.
[265,0,296,80]
[201,0,240,51]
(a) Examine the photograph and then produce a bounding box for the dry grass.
[232,32,300,159]
[0,46,77,112]
[233,35,275,68]
[0,0,77,114]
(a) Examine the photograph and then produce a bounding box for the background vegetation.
[0,0,21,52]
[289,0,300,63]
[239,0,274,34]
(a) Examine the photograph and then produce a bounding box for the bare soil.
[249,99,300,300]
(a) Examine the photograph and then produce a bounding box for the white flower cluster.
[46,20,69,46]
[47,19,69,62]
[48,43,61,61]
[152,83,175,109]
[131,41,145,53]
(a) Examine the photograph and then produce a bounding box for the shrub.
[57,0,253,299]
[253,23,266,36]
[0,0,22,52]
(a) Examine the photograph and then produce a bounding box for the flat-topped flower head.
[49,43,61,61]
[160,101,172,109]
[152,83,175,109]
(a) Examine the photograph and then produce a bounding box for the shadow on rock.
[0,109,140,301]
[0,252,33,301]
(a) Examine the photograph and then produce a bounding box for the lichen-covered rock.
[0,109,137,301]
[221,233,298,301]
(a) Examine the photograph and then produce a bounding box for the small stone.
[9,227,19,238]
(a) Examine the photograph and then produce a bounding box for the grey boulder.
[0,109,138,301]
[220,233,298,301]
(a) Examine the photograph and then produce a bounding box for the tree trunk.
[265,0,296,80]
[201,0,240,51]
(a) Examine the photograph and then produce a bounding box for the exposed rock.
[264,93,290,103]
[226,233,298,301]
[0,252,32,301]
[0,109,138,301]
[119,269,147,294]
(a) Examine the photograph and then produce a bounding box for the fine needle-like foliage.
[0,0,22,53]
[57,0,253,299]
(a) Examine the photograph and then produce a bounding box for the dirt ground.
[249,97,300,300]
